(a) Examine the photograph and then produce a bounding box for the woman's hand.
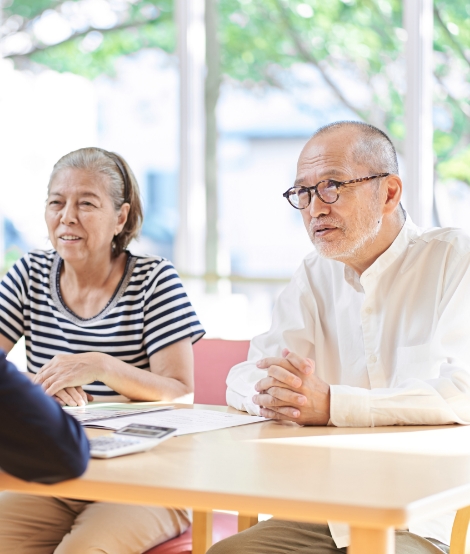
[35,339,194,404]
[34,352,104,401]
[53,386,94,407]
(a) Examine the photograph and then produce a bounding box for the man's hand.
[253,349,330,425]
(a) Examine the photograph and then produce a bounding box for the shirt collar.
[343,214,420,289]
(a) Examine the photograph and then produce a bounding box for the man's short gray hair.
[311,121,399,175]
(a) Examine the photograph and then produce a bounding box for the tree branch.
[435,71,470,121]
[362,0,397,50]
[434,5,470,71]
[271,0,369,123]
[3,14,166,60]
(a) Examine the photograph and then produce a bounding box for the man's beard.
[308,203,382,261]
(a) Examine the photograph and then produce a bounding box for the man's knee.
[395,531,449,554]
[207,541,226,554]
[207,532,250,554]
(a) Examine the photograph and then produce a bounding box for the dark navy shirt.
[0,351,89,483]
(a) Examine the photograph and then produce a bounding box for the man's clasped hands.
[253,349,331,425]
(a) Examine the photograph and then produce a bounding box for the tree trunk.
[205,0,221,292]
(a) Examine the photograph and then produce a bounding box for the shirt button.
[365,307,373,315]
[369,355,377,363]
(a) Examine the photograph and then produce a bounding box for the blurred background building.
[0,0,469,368]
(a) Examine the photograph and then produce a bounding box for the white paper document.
[86,409,267,435]
[64,403,173,423]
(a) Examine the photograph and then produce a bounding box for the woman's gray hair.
[48,147,143,257]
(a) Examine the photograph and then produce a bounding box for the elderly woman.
[0,147,204,553]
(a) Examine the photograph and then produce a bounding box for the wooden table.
[2,404,470,554]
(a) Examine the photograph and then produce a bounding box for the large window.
[1,0,469,343]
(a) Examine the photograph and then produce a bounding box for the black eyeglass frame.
[282,173,390,209]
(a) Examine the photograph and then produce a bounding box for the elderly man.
[209,121,470,554]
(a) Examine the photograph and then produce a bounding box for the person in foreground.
[209,121,470,554]
[0,350,89,482]
[0,147,204,553]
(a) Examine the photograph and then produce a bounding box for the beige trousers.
[206,520,450,554]
[0,492,191,554]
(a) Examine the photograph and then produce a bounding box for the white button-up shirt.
[226,216,470,547]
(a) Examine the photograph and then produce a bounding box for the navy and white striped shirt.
[0,250,205,396]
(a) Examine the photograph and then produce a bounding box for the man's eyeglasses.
[282,173,390,209]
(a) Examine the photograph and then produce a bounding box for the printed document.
[85,409,267,435]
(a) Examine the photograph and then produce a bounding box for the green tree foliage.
[2,0,174,78]
[2,0,469,179]
[31,23,175,78]
[439,147,470,185]
[218,0,470,175]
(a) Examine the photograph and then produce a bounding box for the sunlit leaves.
[2,0,469,180]
[2,0,174,78]
[30,18,175,79]
[438,146,470,185]
[218,0,469,177]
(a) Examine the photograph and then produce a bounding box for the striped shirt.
[0,250,205,396]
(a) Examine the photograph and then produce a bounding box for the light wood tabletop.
[2,404,470,554]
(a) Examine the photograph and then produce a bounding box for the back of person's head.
[311,121,399,176]
[49,147,143,256]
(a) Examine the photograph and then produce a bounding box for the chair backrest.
[193,338,250,405]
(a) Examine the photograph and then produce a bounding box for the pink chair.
[193,339,250,405]
[143,339,252,554]
[143,512,239,554]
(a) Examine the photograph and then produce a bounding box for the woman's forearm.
[98,354,192,401]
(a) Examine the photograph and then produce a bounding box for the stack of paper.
[89,409,267,435]
[64,403,173,424]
